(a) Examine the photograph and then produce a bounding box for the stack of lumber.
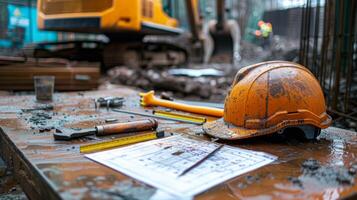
[0,57,100,91]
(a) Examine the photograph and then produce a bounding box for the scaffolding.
[299,0,357,123]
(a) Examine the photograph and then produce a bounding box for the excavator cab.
[37,0,182,35]
[36,0,189,69]
[35,0,239,68]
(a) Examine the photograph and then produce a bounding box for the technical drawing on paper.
[86,135,277,197]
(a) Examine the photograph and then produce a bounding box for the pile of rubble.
[107,64,233,102]
[107,38,300,102]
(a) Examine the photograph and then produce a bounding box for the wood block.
[0,59,100,91]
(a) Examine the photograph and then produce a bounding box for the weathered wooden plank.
[0,88,356,199]
[0,62,100,91]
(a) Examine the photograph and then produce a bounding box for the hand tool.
[54,119,158,140]
[153,109,206,124]
[178,144,224,177]
[95,97,125,110]
[112,109,204,125]
[80,131,167,153]
[139,91,224,117]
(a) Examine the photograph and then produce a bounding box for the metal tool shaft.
[153,110,206,124]
[112,109,203,125]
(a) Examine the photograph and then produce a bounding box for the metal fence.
[299,0,357,123]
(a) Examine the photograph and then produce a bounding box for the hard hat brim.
[203,118,260,140]
[203,116,332,140]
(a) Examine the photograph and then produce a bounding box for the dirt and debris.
[23,111,55,132]
[108,65,233,101]
[289,159,357,188]
[0,186,27,200]
[28,112,52,126]
[18,100,99,133]
[0,164,27,200]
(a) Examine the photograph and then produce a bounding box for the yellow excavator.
[38,0,182,34]
[35,0,240,69]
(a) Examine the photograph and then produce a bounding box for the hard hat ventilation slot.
[232,66,259,86]
[287,111,299,114]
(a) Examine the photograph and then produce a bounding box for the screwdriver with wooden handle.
[54,119,158,140]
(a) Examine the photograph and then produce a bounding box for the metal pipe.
[312,0,320,75]
[332,0,345,110]
[320,0,332,89]
[216,0,225,31]
[327,0,337,108]
[112,109,204,125]
[299,1,307,64]
[344,0,356,112]
[304,0,312,66]
[185,0,200,42]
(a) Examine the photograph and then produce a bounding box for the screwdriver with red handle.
[54,119,158,140]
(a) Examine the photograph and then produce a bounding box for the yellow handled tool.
[139,91,224,117]
[80,131,165,153]
[153,110,206,124]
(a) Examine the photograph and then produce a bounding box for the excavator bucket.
[202,0,241,65]
[210,29,233,59]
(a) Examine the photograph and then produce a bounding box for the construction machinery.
[36,0,191,69]
[203,0,241,64]
[35,0,239,69]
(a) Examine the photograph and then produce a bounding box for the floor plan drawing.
[86,135,277,197]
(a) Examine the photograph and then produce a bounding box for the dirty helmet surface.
[203,61,332,140]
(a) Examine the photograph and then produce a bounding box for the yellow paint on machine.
[37,0,179,32]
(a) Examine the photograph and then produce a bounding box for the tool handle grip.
[96,119,158,136]
[140,91,223,117]
[153,99,223,117]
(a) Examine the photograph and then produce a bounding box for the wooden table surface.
[1,87,357,200]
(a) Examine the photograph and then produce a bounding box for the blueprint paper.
[86,135,277,197]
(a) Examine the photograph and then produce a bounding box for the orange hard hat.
[203,61,332,140]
